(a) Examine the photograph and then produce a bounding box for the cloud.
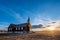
[0,5,59,29]
[0,22,10,30]
[0,6,25,30]
[12,13,24,23]
[9,10,25,23]
[31,15,55,27]
[0,6,24,23]
[17,8,57,26]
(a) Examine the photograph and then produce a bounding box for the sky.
[0,0,60,30]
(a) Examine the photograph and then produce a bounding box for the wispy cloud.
[0,6,24,30]
[0,5,59,29]
[19,7,56,26]
[31,14,56,27]
[0,6,24,23]
[12,13,24,23]
[7,9,22,23]
[0,22,9,30]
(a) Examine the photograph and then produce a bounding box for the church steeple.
[27,16,30,24]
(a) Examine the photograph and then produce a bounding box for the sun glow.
[48,27,55,30]
[46,22,57,30]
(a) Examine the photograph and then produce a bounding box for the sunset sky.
[0,0,60,30]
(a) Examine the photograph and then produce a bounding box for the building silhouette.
[8,17,31,32]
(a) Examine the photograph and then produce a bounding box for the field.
[0,30,60,40]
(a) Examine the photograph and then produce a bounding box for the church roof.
[10,23,28,27]
[18,23,28,27]
[19,23,28,25]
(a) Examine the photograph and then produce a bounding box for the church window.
[16,28,17,30]
[21,27,23,30]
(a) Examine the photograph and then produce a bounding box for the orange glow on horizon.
[47,27,55,30]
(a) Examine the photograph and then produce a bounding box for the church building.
[8,17,31,32]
